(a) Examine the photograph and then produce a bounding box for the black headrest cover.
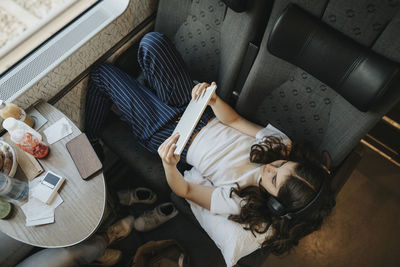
[267,4,400,112]
[222,0,246,12]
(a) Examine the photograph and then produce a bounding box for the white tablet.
[173,85,217,155]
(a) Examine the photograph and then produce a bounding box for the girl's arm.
[192,82,263,137]
[158,133,215,210]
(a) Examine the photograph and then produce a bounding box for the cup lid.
[2,118,17,131]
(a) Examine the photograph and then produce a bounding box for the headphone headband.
[267,176,328,220]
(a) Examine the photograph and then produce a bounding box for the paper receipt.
[43,117,73,144]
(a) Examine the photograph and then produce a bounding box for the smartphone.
[66,133,102,180]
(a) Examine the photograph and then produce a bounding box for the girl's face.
[259,160,298,197]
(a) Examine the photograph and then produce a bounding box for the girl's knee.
[139,32,169,56]
[141,32,165,46]
[138,32,170,68]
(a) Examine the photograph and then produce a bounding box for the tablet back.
[173,85,216,155]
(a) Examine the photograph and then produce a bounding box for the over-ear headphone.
[266,176,328,220]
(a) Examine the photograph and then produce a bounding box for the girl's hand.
[191,82,218,105]
[158,133,181,167]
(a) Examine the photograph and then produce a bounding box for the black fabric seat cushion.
[222,0,247,12]
[170,193,270,267]
[100,112,171,199]
[267,4,400,112]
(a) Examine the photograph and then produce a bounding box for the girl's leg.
[138,32,194,107]
[85,32,196,153]
[137,32,217,158]
[17,235,107,267]
[85,63,182,143]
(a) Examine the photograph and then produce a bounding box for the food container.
[0,140,18,177]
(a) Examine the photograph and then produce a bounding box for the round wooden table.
[0,102,106,248]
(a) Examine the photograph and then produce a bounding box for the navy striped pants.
[85,32,214,161]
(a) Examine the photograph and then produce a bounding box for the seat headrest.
[222,0,246,12]
[267,4,400,112]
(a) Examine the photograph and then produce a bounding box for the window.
[0,0,99,74]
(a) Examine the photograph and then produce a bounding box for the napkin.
[43,117,73,144]
[21,177,63,226]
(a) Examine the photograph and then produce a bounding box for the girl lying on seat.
[158,81,336,255]
[85,32,335,256]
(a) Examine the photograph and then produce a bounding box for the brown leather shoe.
[93,249,122,266]
[105,215,135,245]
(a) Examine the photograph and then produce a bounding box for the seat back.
[236,0,400,167]
[155,0,269,99]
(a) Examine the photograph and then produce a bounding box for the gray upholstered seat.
[236,0,400,169]
[155,0,269,100]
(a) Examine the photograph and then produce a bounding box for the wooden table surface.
[0,102,106,248]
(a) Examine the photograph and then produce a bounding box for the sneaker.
[133,202,178,232]
[105,215,135,245]
[117,187,157,205]
[92,249,122,266]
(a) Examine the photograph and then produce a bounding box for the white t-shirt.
[185,118,291,215]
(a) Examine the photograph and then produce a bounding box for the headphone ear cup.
[267,196,286,216]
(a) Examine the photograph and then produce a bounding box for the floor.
[263,147,400,267]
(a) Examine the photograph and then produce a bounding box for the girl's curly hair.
[229,136,336,255]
